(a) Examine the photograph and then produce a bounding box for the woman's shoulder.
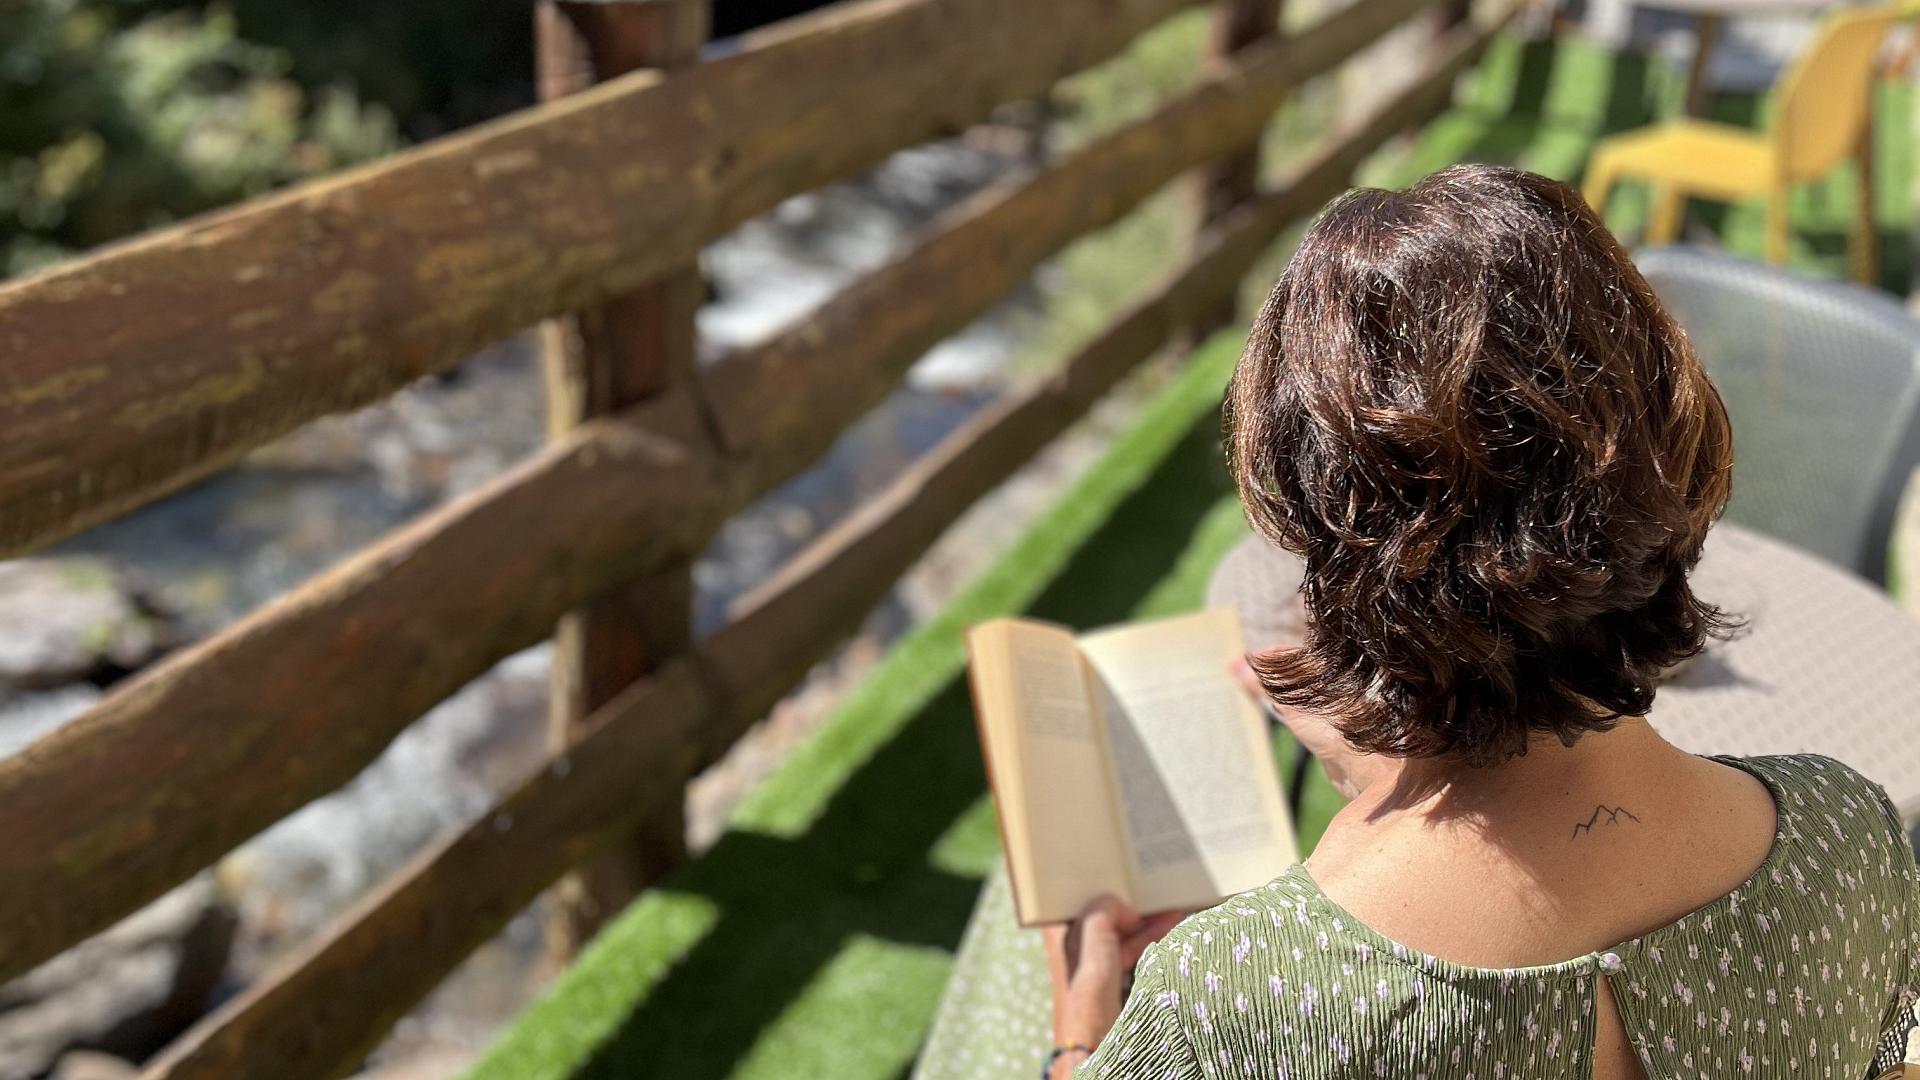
[1088,879,1326,1078]
[1732,750,1879,788]
[1721,752,1918,906]
[1169,864,1322,940]
[1138,865,1384,1003]
[1124,870,1324,1051]
[1726,752,1905,833]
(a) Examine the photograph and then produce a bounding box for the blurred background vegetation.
[0,0,541,277]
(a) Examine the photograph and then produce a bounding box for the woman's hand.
[1043,896,1183,1075]
[1229,653,1389,800]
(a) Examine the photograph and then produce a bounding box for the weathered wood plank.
[0,0,1453,983]
[0,0,1207,557]
[132,20,1505,1076]
[703,0,1440,498]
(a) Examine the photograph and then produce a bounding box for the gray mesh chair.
[1635,246,1920,587]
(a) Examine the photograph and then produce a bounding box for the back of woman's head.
[1227,164,1733,766]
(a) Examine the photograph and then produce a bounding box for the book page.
[966,619,1130,925]
[1076,608,1296,914]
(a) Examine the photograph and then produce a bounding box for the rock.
[47,1051,137,1080]
[0,559,176,692]
[0,875,236,1078]
[0,686,102,761]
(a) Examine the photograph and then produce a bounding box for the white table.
[1634,0,1845,113]
[1206,523,1920,816]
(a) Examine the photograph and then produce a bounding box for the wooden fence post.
[1192,0,1284,336]
[535,0,710,962]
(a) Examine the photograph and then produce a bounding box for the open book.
[965,608,1298,926]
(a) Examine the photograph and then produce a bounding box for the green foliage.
[170,0,535,136]
[0,0,398,276]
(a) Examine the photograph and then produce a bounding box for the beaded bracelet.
[1041,1043,1092,1078]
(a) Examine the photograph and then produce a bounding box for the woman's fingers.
[1043,919,1072,947]
[1075,895,1137,977]
[1061,898,1185,972]
[1046,895,1139,982]
[1081,894,1140,937]
[1046,897,1145,1051]
[1120,910,1187,966]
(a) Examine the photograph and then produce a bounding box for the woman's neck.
[1301,717,1777,973]
[1350,717,1680,826]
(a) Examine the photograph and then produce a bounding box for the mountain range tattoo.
[1570,804,1641,839]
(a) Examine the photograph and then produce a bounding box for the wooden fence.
[0,0,1514,1075]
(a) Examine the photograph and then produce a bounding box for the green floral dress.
[1080,755,1920,1079]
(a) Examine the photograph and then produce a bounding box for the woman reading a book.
[1042,164,1920,1079]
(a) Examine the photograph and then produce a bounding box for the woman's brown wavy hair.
[1226,164,1733,766]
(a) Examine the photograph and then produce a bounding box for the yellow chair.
[1582,5,1910,284]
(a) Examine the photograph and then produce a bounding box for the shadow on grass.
[1427,43,1660,180]
[567,408,1238,1080]
[1439,41,1771,183]
[1501,38,1661,134]
[1504,37,1558,119]
[1598,50,1659,134]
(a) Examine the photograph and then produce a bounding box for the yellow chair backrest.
[1773,5,1909,181]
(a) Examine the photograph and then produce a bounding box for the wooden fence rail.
[0,0,1208,558]
[0,0,1447,983]
[131,14,1510,1078]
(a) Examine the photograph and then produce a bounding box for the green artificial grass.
[469,332,1344,1080]
[470,31,1916,1080]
